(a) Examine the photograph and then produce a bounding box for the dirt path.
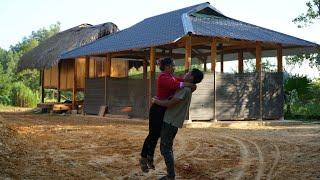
[1,112,320,179]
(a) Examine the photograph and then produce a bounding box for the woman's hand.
[151,97,157,104]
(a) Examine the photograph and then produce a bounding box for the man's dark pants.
[141,103,167,158]
[160,122,178,178]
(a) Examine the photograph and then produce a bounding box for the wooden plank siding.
[43,65,58,88]
[107,78,148,117]
[215,73,260,120]
[76,57,86,89]
[189,74,214,120]
[84,72,283,120]
[262,72,284,119]
[84,77,148,117]
[84,78,106,115]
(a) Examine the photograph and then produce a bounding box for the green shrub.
[290,102,320,119]
[0,95,11,105]
[11,82,39,107]
[284,75,312,101]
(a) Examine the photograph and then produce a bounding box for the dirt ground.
[0,112,320,180]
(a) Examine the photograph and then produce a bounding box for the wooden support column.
[256,42,262,73]
[143,58,147,80]
[41,70,44,103]
[277,44,283,72]
[211,38,217,122]
[256,42,263,120]
[105,54,111,107]
[106,54,111,77]
[185,36,192,73]
[143,57,148,113]
[149,47,156,107]
[57,62,61,102]
[204,59,207,72]
[220,48,224,73]
[85,56,90,79]
[238,50,244,73]
[72,58,78,109]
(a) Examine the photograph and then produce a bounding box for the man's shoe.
[147,155,155,170]
[139,157,149,173]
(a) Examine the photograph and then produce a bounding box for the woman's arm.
[159,74,196,91]
[152,97,183,108]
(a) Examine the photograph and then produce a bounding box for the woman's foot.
[139,157,149,173]
[147,156,155,170]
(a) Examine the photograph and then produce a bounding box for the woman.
[140,57,195,172]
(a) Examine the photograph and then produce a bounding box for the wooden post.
[143,58,147,80]
[106,54,111,77]
[169,48,173,57]
[277,44,283,72]
[143,57,148,113]
[85,56,90,79]
[185,36,192,73]
[105,54,111,107]
[256,42,263,120]
[220,48,224,73]
[149,47,156,107]
[57,62,61,102]
[72,58,78,109]
[211,38,217,122]
[238,50,244,73]
[256,42,262,73]
[41,70,44,103]
[204,59,207,72]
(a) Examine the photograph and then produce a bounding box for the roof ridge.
[143,2,209,21]
[181,2,227,34]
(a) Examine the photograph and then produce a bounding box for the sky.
[0,0,319,77]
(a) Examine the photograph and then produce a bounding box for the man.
[152,68,204,180]
[140,57,196,173]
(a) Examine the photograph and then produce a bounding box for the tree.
[288,0,320,71]
[293,0,320,28]
[0,22,61,107]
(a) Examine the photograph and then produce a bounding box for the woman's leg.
[140,103,166,171]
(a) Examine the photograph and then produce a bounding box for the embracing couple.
[140,57,204,180]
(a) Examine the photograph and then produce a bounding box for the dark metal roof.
[61,2,318,59]
[190,15,315,46]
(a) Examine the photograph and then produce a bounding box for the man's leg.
[160,122,178,179]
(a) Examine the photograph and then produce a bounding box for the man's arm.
[152,97,183,108]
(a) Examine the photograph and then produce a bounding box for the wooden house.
[27,3,320,120]
[18,23,128,108]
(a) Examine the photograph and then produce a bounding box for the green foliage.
[244,58,276,72]
[293,0,320,28]
[284,75,320,119]
[11,82,39,107]
[284,75,312,100]
[0,64,12,105]
[288,101,320,119]
[16,69,40,91]
[290,0,320,70]
[0,22,60,107]
[286,49,320,71]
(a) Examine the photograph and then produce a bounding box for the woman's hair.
[157,57,174,71]
[191,68,204,84]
